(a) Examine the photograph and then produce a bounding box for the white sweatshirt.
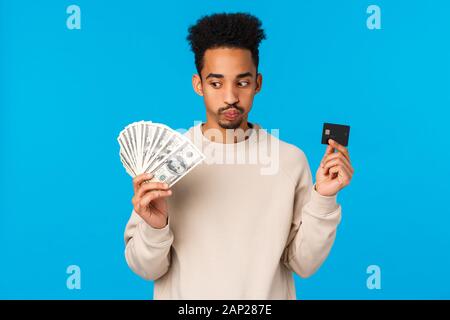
[124,123,342,299]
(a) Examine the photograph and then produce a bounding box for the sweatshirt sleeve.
[282,151,342,278]
[124,210,174,280]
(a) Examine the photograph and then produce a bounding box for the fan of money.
[117,121,205,187]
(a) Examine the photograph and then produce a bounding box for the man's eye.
[238,81,250,87]
[210,82,222,88]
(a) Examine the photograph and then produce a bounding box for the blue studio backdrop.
[1,0,449,299]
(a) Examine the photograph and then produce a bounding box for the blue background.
[1,0,449,299]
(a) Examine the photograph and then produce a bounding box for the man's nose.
[223,85,239,106]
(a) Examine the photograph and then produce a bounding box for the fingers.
[322,153,354,174]
[328,164,352,185]
[132,173,154,194]
[137,189,173,212]
[136,181,170,199]
[324,159,353,178]
[328,139,350,162]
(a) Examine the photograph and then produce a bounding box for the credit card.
[321,122,350,146]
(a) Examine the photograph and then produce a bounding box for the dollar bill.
[118,121,205,185]
[144,129,188,173]
[143,125,165,170]
[148,140,205,187]
[118,130,137,172]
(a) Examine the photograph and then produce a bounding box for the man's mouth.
[221,108,241,121]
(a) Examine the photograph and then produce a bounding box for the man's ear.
[255,73,263,94]
[192,74,203,96]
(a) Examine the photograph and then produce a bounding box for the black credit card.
[321,122,350,147]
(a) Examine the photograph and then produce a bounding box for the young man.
[124,13,354,299]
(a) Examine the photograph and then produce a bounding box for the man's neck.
[201,120,254,144]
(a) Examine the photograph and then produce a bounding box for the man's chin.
[218,118,243,130]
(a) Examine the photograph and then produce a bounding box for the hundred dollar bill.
[142,125,167,170]
[119,150,137,177]
[118,130,137,172]
[125,125,139,172]
[144,130,188,173]
[141,123,157,172]
[147,140,205,187]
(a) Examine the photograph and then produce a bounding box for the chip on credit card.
[321,123,350,147]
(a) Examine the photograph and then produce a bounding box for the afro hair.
[186,12,266,77]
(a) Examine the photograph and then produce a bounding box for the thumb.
[320,144,335,164]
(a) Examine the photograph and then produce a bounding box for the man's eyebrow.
[205,72,254,80]
[236,72,253,79]
[205,73,224,79]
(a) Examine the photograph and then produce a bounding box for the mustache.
[218,105,245,114]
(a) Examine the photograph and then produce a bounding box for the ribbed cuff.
[307,183,340,216]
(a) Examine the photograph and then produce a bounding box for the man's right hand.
[131,173,172,229]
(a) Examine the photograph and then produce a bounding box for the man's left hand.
[315,139,354,197]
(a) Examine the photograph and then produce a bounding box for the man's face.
[192,47,262,129]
